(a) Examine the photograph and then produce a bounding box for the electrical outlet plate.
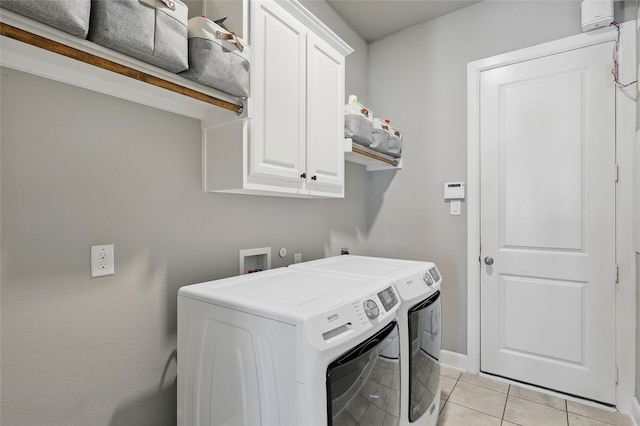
[293,253,302,264]
[91,244,114,277]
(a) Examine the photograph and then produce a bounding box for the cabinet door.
[250,1,307,188]
[305,33,345,195]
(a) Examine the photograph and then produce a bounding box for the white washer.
[177,267,402,426]
[291,255,442,426]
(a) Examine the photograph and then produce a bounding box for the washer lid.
[178,267,396,324]
[292,255,432,277]
[226,270,350,305]
[290,255,441,303]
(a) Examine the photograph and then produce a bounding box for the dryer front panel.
[177,297,297,426]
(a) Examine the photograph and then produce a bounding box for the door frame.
[466,23,636,413]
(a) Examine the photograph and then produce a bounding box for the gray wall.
[365,1,594,354]
[0,3,368,423]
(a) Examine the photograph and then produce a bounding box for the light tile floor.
[438,366,633,426]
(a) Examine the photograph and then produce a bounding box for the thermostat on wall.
[444,182,465,200]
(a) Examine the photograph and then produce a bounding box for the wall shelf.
[0,10,245,123]
[344,138,402,171]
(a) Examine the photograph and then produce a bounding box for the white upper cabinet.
[306,32,346,193]
[250,1,307,187]
[203,0,353,198]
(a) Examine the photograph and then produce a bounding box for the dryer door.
[326,321,400,426]
[408,290,441,422]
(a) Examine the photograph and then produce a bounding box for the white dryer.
[291,255,442,426]
[177,267,403,426]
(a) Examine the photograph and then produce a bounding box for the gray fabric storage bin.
[387,126,402,158]
[344,103,373,146]
[1,0,91,38]
[370,118,390,154]
[88,0,188,73]
[180,16,249,98]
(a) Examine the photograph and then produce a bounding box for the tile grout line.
[566,399,569,426]
[502,384,511,423]
[440,372,462,414]
[444,400,506,423]
[448,373,462,402]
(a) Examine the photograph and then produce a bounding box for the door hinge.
[614,365,619,384]
[615,265,619,284]
[614,164,619,182]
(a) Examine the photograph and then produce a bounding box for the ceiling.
[326,0,482,42]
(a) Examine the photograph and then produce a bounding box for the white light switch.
[450,200,461,216]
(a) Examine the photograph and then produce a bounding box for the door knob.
[484,256,494,265]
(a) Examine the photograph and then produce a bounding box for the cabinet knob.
[300,173,306,179]
[311,175,317,181]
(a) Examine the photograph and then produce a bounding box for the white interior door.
[479,41,616,404]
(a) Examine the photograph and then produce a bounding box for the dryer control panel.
[304,284,400,352]
[394,266,442,302]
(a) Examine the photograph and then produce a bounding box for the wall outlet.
[91,244,114,278]
[293,253,302,264]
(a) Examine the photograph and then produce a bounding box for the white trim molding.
[631,397,640,426]
[467,23,636,414]
[440,350,468,372]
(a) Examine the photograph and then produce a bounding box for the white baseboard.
[631,396,640,426]
[440,350,468,371]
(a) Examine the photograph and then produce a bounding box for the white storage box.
[344,102,373,146]
[179,16,250,98]
[1,0,91,38]
[88,0,189,73]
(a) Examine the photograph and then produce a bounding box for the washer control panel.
[377,285,399,311]
[394,265,442,301]
[356,285,398,323]
[305,284,400,351]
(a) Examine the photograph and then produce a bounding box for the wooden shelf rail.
[0,22,244,114]
[351,145,399,167]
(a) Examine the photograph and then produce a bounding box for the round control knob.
[363,299,380,319]
[423,272,434,286]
